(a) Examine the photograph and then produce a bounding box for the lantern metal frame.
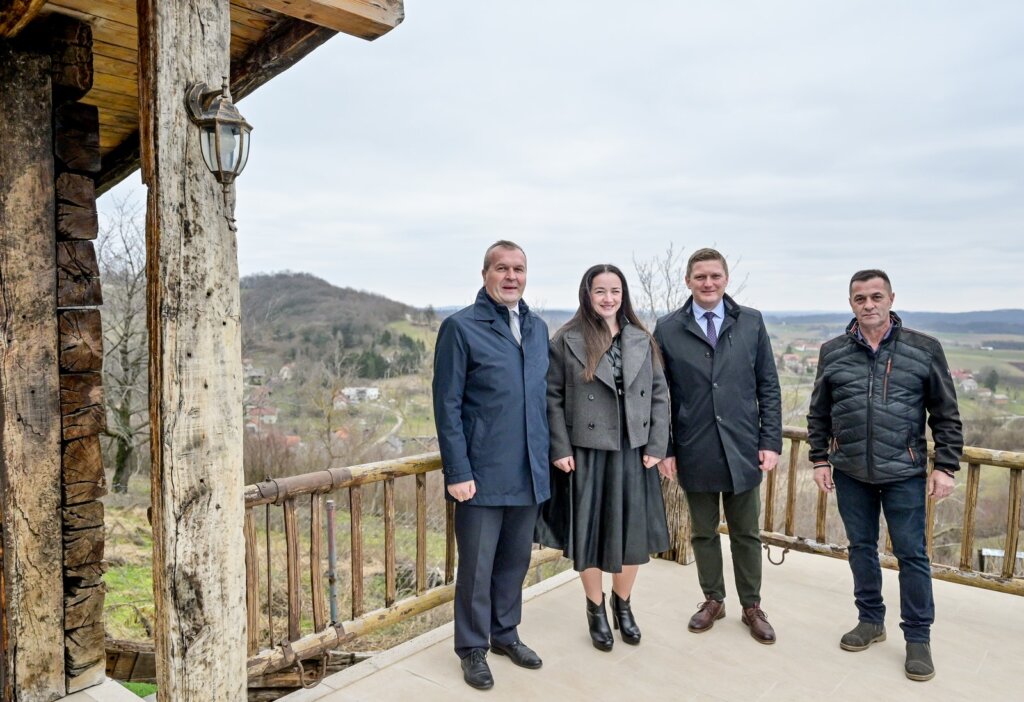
[185,78,252,186]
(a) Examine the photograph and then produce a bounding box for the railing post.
[1003,469,1023,579]
[350,485,364,618]
[415,473,427,595]
[384,478,396,606]
[959,463,981,571]
[244,509,260,655]
[326,499,338,623]
[785,438,801,536]
[310,494,327,632]
[283,498,301,642]
[445,500,455,585]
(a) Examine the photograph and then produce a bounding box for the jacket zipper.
[866,354,877,480]
[882,356,892,402]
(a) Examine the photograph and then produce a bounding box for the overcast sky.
[101,1,1024,312]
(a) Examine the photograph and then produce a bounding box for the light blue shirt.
[692,298,726,340]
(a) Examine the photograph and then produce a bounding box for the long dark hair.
[557,264,659,382]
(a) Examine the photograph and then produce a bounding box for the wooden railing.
[241,454,561,681]
[764,427,1024,596]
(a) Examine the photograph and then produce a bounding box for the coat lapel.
[620,325,649,388]
[564,331,616,390]
[472,288,520,348]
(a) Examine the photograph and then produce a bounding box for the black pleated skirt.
[536,406,670,572]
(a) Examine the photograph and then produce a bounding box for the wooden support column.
[48,19,108,693]
[138,1,246,699]
[0,40,66,702]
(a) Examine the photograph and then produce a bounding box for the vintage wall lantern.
[185,78,252,186]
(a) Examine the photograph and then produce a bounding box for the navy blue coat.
[432,288,551,506]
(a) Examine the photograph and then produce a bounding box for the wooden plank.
[926,458,936,559]
[54,102,101,174]
[64,580,105,630]
[310,494,327,632]
[815,489,828,543]
[63,435,106,505]
[415,472,426,595]
[56,172,98,241]
[93,39,137,64]
[66,659,104,694]
[1003,469,1023,579]
[60,372,105,440]
[959,463,982,571]
[0,0,46,37]
[384,479,396,606]
[91,70,138,98]
[63,500,104,531]
[46,14,93,102]
[445,499,455,584]
[244,509,260,655]
[283,499,301,642]
[64,526,104,568]
[256,0,403,39]
[59,309,103,373]
[784,439,801,536]
[139,0,248,696]
[350,485,364,618]
[57,240,103,307]
[763,449,777,532]
[0,42,66,700]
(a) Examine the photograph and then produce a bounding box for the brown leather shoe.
[741,603,776,645]
[687,597,725,633]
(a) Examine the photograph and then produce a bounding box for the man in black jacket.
[655,248,782,645]
[808,269,963,683]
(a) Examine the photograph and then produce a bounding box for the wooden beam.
[253,0,402,39]
[138,0,247,698]
[0,0,46,38]
[0,42,66,700]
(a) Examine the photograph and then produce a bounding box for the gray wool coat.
[547,324,670,463]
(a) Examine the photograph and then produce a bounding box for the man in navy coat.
[432,240,550,690]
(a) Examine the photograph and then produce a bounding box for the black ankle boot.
[586,594,614,652]
[611,591,641,645]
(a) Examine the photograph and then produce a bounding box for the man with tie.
[432,240,550,690]
[654,247,782,644]
[808,269,962,681]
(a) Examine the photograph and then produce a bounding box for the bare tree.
[97,196,149,492]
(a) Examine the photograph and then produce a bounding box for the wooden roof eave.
[97,17,338,193]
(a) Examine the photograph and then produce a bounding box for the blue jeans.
[833,470,933,643]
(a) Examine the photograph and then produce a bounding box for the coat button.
[643,420,648,427]
[705,351,711,358]
[716,416,722,422]
[640,389,646,397]
[712,383,718,389]
[588,394,595,401]
[588,422,595,429]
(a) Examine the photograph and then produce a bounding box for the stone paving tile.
[281,539,1022,702]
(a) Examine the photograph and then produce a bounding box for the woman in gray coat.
[536,264,670,652]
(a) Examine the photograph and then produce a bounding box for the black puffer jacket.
[807,314,963,483]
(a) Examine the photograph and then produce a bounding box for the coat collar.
[678,294,740,345]
[472,287,532,347]
[563,323,650,390]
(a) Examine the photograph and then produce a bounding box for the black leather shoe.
[586,594,614,652]
[460,649,494,690]
[611,590,641,645]
[489,640,542,669]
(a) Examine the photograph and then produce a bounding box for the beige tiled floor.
[283,539,1021,702]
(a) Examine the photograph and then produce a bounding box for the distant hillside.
[241,272,418,364]
[764,309,1024,336]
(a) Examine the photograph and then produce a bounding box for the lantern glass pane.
[219,124,241,173]
[236,129,250,176]
[199,127,217,174]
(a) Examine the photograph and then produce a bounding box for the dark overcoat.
[547,324,670,462]
[432,288,550,506]
[654,295,782,494]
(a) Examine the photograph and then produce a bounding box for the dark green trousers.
[685,486,762,607]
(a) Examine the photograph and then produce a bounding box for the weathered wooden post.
[137,1,246,699]
[0,39,66,702]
